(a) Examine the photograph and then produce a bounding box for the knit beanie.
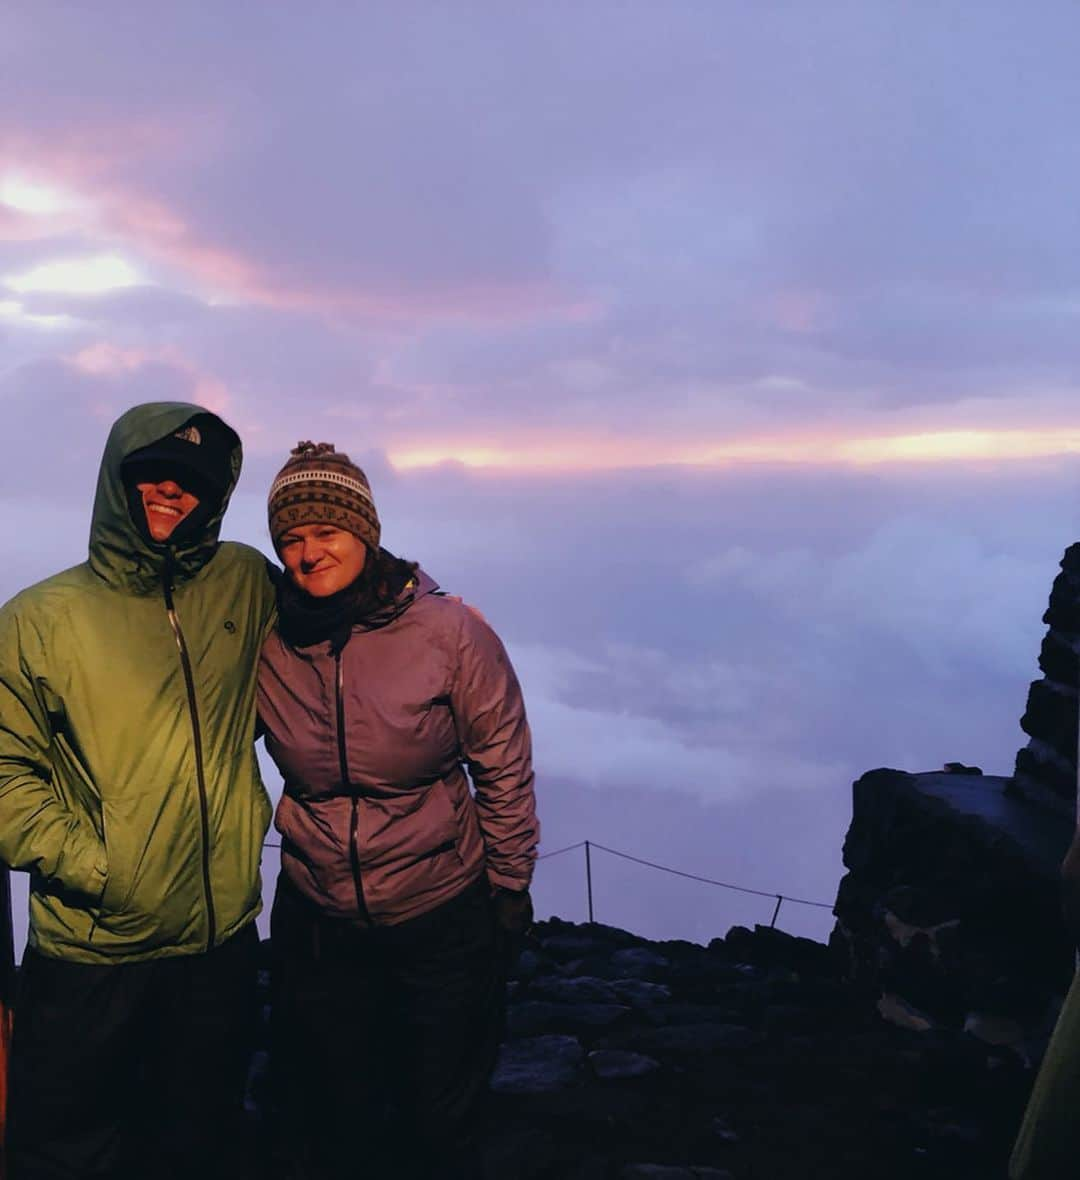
[268,441,380,551]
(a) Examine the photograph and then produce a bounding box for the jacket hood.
[88,402,242,593]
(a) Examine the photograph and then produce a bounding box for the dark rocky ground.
[250,915,1034,1179]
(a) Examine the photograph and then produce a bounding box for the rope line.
[258,835,830,909]
[587,841,833,909]
[536,841,587,861]
[262,840,587,859]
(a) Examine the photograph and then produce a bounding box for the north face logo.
[173,425,201,445]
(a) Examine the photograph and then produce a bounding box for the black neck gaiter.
[275,548,416,652]
[276,575,369,652]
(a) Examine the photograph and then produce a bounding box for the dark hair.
[353,546,419,613]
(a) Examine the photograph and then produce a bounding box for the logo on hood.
[173,425,202,445]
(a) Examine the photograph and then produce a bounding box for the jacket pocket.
[91,816,161,948]
[97,810,130,917]
[360,778,463,871]
[46,722,107,895]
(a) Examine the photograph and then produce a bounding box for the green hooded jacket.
[0,402,276,963]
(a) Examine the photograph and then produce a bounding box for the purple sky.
[3,2,1080,948]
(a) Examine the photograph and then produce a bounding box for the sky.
[3,1,1080,949]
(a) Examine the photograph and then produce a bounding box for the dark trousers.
[8,924,259,1180]
[270,876,505,1180]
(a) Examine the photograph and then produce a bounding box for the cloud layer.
[4,2,1080,463]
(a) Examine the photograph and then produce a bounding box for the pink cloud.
[70,342,147,375]
[67,341,232,415]
[1,130,599,326]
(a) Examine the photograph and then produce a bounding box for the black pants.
[8,924,259,1180]
[270,876,505,1180]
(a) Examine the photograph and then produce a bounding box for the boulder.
[587,1049,661,1080]
[831,767,1073,1047]
[491,1035,586,1095]
[528,975,621,1004]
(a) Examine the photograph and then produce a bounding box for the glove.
[492,886,533,937]
[491,886,533,978]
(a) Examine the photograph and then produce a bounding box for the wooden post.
[584,840,594,924]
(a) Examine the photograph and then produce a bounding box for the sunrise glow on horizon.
[386,428,1080,473]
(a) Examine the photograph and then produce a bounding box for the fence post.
[770,894,783,928]
[584,840,594,923]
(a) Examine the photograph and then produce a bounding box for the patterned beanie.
[267,441,380,551]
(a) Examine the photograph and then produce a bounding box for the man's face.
[136,478,201,542]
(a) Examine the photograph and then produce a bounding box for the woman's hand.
[492,886,533,936]
[492,886,533,976]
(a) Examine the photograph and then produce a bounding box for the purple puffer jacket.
[257,571,538,925]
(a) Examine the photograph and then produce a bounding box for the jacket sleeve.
[0,607,107,900]
[451,607,539,892]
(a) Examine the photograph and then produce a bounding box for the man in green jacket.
[0,402,276,1179]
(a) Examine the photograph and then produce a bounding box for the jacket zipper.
[336,649,369,920]
[164,567,217,952]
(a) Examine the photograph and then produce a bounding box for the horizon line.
[384,428,1080,474]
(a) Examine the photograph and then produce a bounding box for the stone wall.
[830,767,1073,1065]
[1013,542,1080,818]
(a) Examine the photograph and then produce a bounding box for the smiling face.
[136,478,202,542]
[278,523,368,597]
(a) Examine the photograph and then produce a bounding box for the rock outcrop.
[1013,542,1080,817]
[831,767,1073,1071]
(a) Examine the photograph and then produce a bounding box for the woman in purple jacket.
[258,442,539,1180]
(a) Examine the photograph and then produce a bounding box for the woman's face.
[277,524,367,598]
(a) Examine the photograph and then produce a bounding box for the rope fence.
[261,835,832,929]
[536,840,586,861]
